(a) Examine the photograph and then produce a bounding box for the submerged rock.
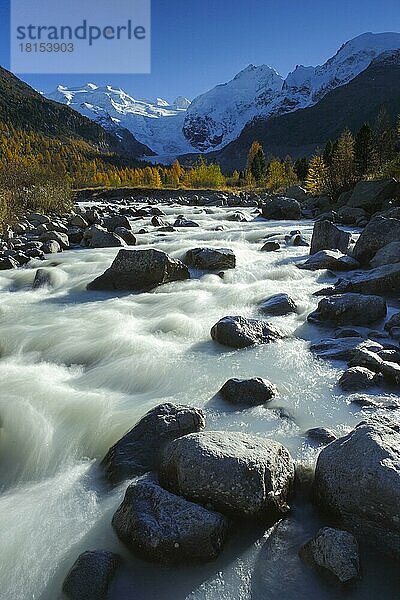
[260,241,280,252]
[259,293,297,316]
[300,527,360,583]
[306,428,337,445]
[87,249,190,292]
[62,550,120,600]
[112,476,228,564]
[159,431,295,520]
[310,221,351,255]
[314,420,400,557]
[211,315,283,348]
[217,377,277,406]
[32,268,57,289]
[184,247,236,270]
[308,293,387,326]
[101,403,205,484]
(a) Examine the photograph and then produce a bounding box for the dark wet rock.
[348,347,384,372]
[104,214,131,231]
[378,349,400,364]
[87,249,190,292]
[218,377,277,406]
[299,250,359,271]
[370,241,400,268]
[211,315,283,349]
[39,230,69,250]
[67,227,84,245]
[384,313,400,336]
[260,241,280,252]
[351,395,400,410]
[261,197,302,220]
[69,214,89,229]
[285,185,308,202]
[308,294,387,326]
[314,420,400,557]
[86,225,126,249]
[151,215,167,227]
[101,402,205,484]
[259,293,297,316]
[347,179,399,212]
[113,227,136,246]
[228,211,249,222]
[330,263,400,296]
[62,550,120,600]
[159,431,295,520]
[27,212,50,225]
[0,256,19,270]
[32,268,57,289]
[158,225,176,232]
[289,234,309,247]
[112,475,228,564]
[310,338,383,361]
[306,428,337,445]
[333,327,365,339]
[352,216,400,264]
[184,247,236,270]
[338,366,379,391]
[174,216,199,227]
[43,240,61,254]
[300,527,360,583]
[310,221,351,255]
[337,206,367,225]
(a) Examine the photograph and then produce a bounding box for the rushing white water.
[0,205,398,600]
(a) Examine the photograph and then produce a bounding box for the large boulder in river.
[346,179,399,212]
[299,250,359,272]
[352,216,400,264]
[101,403,205,484]
[370,241,400,268]
[218,377,277,406]
[259,293,297,316]
[261,197,302,220]
[300,527,360,583]
[62,550,120,600]
[314,420,400,557]
[211,315,283,348]
[338,366,379,391]
[310,221,351,255]
[88,225,126,249]
[87,249,190,292]
[185,247,236,270]
[308,293,387,326]
[112,475,228,564]
[285,185,308,202]
[332,263,400,296]
[159,431,295,520]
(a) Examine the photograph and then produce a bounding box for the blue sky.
[0,0,399,101]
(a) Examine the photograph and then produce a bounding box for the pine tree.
[294,157,309,181]
[305,155,329,195]
[374,107,395,167]
[329,129,356,197]
[246,141,266,184]
[354,123,376,176]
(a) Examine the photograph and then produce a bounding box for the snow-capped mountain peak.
[45,32,400,160]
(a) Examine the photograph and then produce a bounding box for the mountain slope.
[47,84,192,156]
[209,50,400,171]
[0,67,153,157]
[183,32,400,152]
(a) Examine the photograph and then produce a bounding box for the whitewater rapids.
[0,205,398,600]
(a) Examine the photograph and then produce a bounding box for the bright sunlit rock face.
[0,205,398,599]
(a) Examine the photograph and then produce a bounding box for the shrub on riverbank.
[0,163,73,231]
